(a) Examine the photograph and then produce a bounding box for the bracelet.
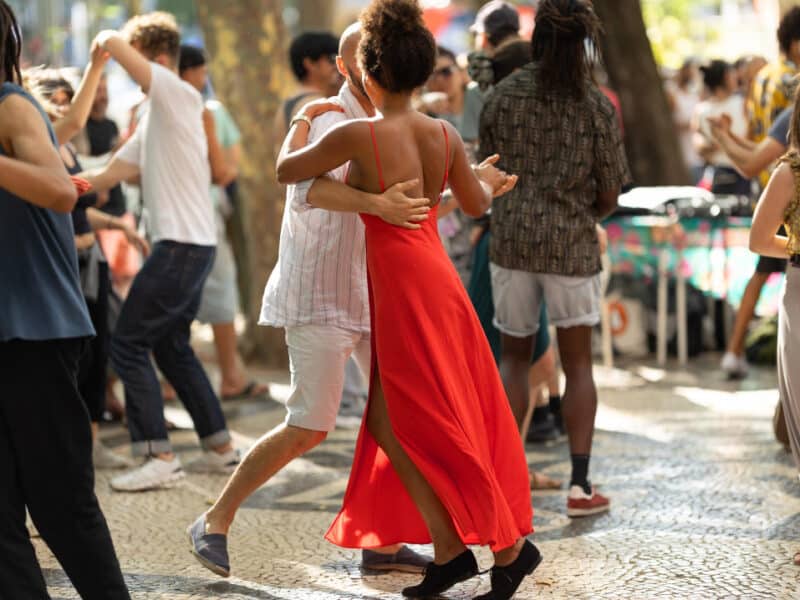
[107,214,115,230]
[290,114,313,129]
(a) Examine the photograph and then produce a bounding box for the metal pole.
[657,248,669,366]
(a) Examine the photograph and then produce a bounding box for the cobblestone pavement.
[37,355,800,599]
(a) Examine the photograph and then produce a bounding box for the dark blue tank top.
[0,83,94,341]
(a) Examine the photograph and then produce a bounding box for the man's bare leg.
[203,423,400,553]
[204,424,327,535]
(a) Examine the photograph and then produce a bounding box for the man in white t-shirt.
[84,12,238,492]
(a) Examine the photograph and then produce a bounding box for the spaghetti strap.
[368,121,387,193]
[440,121,450,194]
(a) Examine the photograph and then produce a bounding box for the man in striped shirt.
[188,23,434,577]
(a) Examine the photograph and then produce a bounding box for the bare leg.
[524,346,563,490]
[528,345,556,400]
[548,367,560,397]
[366,370,466,565]
[556,326,596,456]
[499,334,535,430]
[522,345,557,437]
[212,322,261,396]
[727,272,768,356]
[204,423,327,535]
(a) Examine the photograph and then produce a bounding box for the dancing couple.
[188,0,538,598]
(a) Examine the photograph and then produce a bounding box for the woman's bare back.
[347,111,451,202]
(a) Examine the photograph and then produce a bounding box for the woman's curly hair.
[122,11,181,63]
[359,0,436,94]
[531,0,602,98]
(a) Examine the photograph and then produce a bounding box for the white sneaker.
[110,457,185,492]
[93,442,135,470]
[185,449,241,474]
[721,352,749,379]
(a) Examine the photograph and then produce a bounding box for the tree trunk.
[594,0,691,186]
[197,1,291,367]
[298,0,335,31]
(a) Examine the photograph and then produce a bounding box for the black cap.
[471,1,520,36]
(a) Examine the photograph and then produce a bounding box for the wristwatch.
[290,114,313,129]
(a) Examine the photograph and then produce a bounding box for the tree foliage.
[641,0,721,68]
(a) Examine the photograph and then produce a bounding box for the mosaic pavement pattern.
[36,357,800,599]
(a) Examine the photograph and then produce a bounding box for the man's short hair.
[471,1,520,48]
[779,7,800,55]
[179,44,207,74]
[122,11,181,64]
[289,31,339,82]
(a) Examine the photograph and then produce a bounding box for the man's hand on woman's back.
[374,179,431,230]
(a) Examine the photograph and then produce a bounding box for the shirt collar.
[337,84,371,120]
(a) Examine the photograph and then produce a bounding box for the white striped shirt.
[259,85,370,333]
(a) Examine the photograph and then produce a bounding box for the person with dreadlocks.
[0,1,130,597]
[480,0,630,519]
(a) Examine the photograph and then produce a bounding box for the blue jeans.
[110,241,230,457]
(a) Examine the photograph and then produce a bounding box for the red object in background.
[71,176,92,196]
[423,5,536,44]
[423,7,456,36]
[600,85,625,138]
[518,7,536,39]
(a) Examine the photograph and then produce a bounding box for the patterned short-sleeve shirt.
[747,59,797,143]
[480,63,630,277]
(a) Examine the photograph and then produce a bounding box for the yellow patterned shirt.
[748,59,798,187]
[778,151,800,256]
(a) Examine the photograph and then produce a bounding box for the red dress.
[325,122,532,552]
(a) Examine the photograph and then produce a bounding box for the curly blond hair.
[122,11,181,64]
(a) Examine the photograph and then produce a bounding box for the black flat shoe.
[401,549,478,598]
[474,540,542,599]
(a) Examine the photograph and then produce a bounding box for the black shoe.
[525,415,558,444]
[401,549,478,598]
[474,540,542,600]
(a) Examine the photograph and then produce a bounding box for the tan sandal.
[793,552,800,566]
[531,471,562,490]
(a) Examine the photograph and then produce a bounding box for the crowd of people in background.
[666,8,800,384]
[5,0,800,597]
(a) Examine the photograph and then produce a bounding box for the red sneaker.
[567,485,610,518]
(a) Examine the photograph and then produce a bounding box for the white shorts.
[490,264,601,338]
[284,325,370,432]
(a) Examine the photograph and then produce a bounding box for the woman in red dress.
[277,1,538,597]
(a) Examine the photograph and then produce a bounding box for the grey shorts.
[196,236,238,325]
[490,264,601,338]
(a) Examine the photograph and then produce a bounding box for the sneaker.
[566,485,610,518]
[93,441,135,470]
[185,449,241,474]
[721,352,749,379]
[110,457,185,492]
[525,414,559,444]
